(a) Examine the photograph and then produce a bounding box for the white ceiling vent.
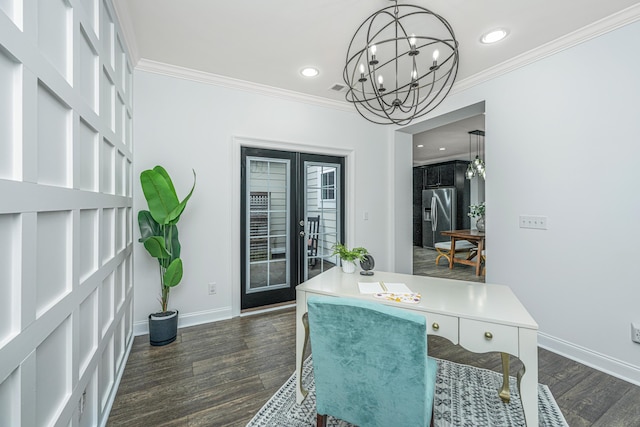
[330,83,347,92]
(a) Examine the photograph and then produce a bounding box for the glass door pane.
[304,161,341,280]
[246,157,290,293]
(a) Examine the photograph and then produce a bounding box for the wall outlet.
[519,215,548,230]
[632,323,640,344]
[208,282,217,295]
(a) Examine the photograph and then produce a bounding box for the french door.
[240,148,345,310]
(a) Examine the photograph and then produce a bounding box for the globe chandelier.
[343,0,459,125]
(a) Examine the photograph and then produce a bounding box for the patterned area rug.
[247,357,568,427]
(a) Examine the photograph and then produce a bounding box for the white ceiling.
[413,114,485,165]
[112,0,640,164]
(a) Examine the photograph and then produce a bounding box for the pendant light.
[465,132,475,179]
[466,130,485,180]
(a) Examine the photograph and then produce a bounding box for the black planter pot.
[148,310,178,346]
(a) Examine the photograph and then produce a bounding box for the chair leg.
[435,248,450,265]
[316,413,327,427]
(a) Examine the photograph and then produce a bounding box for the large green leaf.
[165,224,181,262]
[142,236,170,259]
[138,210,161,241]
[163,258,183,287]
[166,169,196,225]
[153,165,177,200]
[140,169,179,225]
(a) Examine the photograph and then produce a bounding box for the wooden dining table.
[440,229,486,276]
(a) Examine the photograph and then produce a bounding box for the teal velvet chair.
[307,296,438,427]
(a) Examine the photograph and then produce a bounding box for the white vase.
[476,216,485,232]
[341,260,356,274]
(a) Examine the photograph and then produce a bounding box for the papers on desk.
[358,282,421,304]
[358,281,411,294]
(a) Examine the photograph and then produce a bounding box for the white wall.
[391,131,413,273]
[0,1,134,426]
[132,68,390,330]
[397,20,640,384]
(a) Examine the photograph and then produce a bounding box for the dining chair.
[307,296,438,427]
[434,239,475,265]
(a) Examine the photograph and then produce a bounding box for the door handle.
[431,197,437,231]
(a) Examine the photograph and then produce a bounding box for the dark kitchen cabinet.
[425,163,456,188]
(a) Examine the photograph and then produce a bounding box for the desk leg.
[475,238,484,276]
[518,328,539,427]
[498,352,510,403]
[296,291,309,404]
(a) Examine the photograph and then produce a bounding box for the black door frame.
[240,147,345,310]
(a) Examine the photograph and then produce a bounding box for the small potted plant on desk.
[138,165,196,346]
[331,243,368,274]
[468,202,486,232]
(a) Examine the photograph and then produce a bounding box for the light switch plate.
[519,215,547,230]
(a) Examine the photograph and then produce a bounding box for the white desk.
[296,268,539,427]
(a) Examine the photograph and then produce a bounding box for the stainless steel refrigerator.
[422,188,456,249]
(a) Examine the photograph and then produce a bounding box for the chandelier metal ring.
[344,1,459,125]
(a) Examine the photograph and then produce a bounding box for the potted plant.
[331,243,368,274]
[468,202,485,232]
[138,165,196,346]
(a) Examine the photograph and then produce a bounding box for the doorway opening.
[408,105,486,283]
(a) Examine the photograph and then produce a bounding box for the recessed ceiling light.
[480,28,509,44]
[417,144,424,148]
[439,147,446,151]
[300,67,319,77]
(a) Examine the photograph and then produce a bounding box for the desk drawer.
[459,318,518,355]
[426,313,458,344]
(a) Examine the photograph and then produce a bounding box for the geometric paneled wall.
[0,1,133,426]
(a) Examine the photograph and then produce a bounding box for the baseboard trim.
[539,332,640,387]
[133,306,233,336]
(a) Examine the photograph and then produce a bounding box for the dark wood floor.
[108,250,640,426]
[108,309,298,427]
[412,245,485,283]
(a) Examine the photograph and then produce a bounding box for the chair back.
[307,216,320,267]
[307,296,435,427]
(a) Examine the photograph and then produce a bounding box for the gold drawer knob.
[484,332,493,340]
[432,322,440,331]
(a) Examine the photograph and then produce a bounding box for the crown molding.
[452,3,640,94]
[136,59,354,113]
